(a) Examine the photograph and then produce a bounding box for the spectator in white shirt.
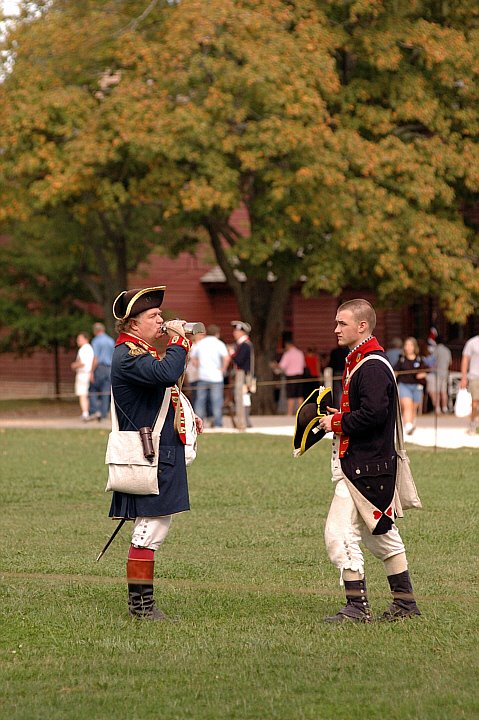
[71,332,95,421]
[191,325,230,428]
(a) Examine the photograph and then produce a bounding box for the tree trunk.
[206,222,295,414]
[252,351,278,414]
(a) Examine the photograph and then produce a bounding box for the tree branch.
[115,0,160,36]
[205,219,243,296]
[218,222,242,248]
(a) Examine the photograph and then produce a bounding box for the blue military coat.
[108,334,190,520]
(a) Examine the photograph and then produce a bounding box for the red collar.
[343,337,384,383]
[116,332,159,358]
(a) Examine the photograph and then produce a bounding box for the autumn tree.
[0,0,173,337]
[115,0,479,402]
[318,0,479,321]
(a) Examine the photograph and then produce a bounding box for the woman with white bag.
[107,286,202,620]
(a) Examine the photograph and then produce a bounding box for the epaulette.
[168,335,192,351]
[125,341,148,357]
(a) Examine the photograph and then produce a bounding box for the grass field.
[0,428,478,720]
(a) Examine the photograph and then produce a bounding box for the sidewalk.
[0,410,477,449]
[209,412,479,450]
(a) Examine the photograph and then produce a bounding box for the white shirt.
[76,343,94,374]
[463,335,479,379]
[191,335,229,383]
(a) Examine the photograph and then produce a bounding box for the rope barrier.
[0,366,457,400]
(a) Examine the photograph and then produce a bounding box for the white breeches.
[324,479,405,584]
[131,515,172,551]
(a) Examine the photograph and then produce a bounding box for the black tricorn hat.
[293,386,333,457]
[112,286,166,321]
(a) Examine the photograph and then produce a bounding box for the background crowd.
[71,320,479,437]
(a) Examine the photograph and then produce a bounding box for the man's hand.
[194,415,204,434]
[162,320,187,339]
[319,405,338,432]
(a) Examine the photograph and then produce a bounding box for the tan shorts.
[426,373,448,395]
[469,378,479,401]
[75,372,90,397]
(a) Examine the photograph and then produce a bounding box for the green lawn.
[0,429,477,720]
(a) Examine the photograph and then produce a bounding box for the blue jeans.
[89,365,111,418]
[398,382,423,405]
[194,380,224,427]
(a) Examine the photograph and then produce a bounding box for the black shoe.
[324,579,372,623]
[129,604,168,621]
[379,602,421,622]
[324,608,371,624]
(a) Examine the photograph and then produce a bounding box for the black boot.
[380,570,421,621]
[128,583,168,621]
[324,579,372,623]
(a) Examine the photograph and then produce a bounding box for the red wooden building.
[0,242,473,400]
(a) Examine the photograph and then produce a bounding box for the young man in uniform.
[109,286,202,620]
[319,299,421,623]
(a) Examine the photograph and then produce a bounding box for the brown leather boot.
[324,579,372,623]
[380,570,421,621]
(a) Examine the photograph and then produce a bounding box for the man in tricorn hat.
[229,320,254,430]
[108,286,202,620]
[318,299,421,623]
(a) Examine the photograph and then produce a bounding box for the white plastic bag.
[454,388,472,418]
[243,391,251,408]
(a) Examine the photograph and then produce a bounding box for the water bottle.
[183,322,206,335]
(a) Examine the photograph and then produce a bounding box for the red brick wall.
[0,348,77,398]
[292,293,338,355]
